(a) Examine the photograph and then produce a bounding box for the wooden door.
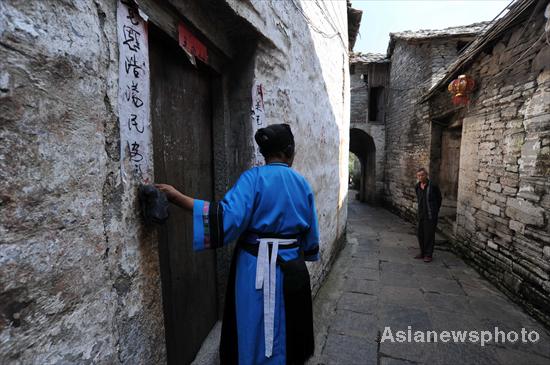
[149,26,218,364]
[440,127,462,201]
[439,126,462,220]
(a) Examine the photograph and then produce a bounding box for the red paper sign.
[178,23,208,63]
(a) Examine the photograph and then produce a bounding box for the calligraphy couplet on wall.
[117,0,152,184]
[178,22,208,64]
[251,82,266,166]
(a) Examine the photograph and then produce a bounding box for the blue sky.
[351,0,511,54]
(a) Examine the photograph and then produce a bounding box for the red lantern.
[448,74,475,105]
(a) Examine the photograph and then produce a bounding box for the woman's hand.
[155,183,194,211]
[155,184,180,202]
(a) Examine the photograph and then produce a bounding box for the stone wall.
[0,0,350,363]
[430,37,474,86]
[427,12,550,326]
[384,39,433,219]
[0,1,166,363]
[350,61,368,123]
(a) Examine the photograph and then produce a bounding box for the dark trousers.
[417,218,437,257]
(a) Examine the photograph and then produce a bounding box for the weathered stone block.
[523,89,550,119]
[480,141,496,150]
[481,192,495,203]
[487,191,506,204]
[532,46,550,72]
[505,198,545,227]
[494,229,513,243]
[487,240,499,250]
[503,154,519,165]
[478,171,489,181]
[517,190,541,202]
[500,176,519,188]
[481,201,501,216]
[502,186,517,195]
[501,105,518,118]
[489,183,502,192]
[522,81,536,91]
[477,180,490,188]
[500,85,514,94]
[500,92,522,103]
[509,220,525,234]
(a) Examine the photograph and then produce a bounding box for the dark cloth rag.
[139,184,169,225]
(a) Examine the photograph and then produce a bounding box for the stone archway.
[350,128,376,203]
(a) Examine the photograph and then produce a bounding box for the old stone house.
[0,0,361,363]
[350,0,550,327]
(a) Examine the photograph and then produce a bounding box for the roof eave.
[420,0,538,103]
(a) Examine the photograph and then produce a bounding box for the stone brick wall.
[384,39,434,220]
[427,13,550,326]
[430,38,471,86]
[350,62,369,124]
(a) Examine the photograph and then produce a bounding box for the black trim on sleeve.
[303,246,319,257]
[209,201,225,248]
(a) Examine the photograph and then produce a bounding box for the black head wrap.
[254,123,295,158]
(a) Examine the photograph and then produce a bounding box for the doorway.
[350,128,377,203]
[150,25,218,364]
[430,117,462,233]
[368,86,385,122]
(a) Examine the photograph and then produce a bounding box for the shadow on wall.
[350,128,376,204]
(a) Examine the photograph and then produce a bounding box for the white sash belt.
[255,238,297,358]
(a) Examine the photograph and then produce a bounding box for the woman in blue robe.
[156,123,320,365]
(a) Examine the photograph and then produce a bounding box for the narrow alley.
[308,197,550,365]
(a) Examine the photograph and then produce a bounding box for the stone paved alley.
[307,198,550,365]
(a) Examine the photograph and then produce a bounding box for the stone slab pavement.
[306,199,550,365]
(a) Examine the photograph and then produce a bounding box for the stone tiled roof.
[350,52,389,64]
[387,21,492,57]
[389,21,492,41]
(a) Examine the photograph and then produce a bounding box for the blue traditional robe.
[192,162,320,365]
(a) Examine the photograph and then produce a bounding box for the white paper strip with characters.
[251,82,266,166]
[117,0,152,183]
